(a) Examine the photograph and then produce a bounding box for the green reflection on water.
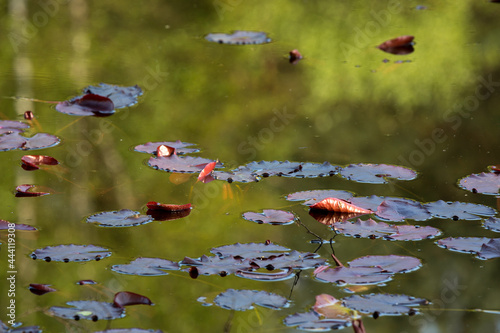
[0,1,499,332]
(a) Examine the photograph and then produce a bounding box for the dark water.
[1,1,499,332]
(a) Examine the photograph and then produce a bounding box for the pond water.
[1,1,500,332]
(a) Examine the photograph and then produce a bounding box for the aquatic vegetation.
[205,30,271,45]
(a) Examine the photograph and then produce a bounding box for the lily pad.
[180,255,254,277]
[376,199,431,221]
[347,255,422,274]
[424,200,496,220]
[483,217,500,233]
[83,83,142,109]
[387,225,442,241]
[30,244,111,262]
[284,310,351,331]
[0,132,60,151]
[205,31,271,45]
[243,160,338,178]
[242,209,296,225]
[213,289,288,311]
[86,209,154,228]
[251,250,326,270]
[0,219,37,231]
[0,120,29,132]
[148,155,216,173]
[436,237,492,254]
[15,184,54,197]
[333,219,396,239]
[286,189,354,203]
[134,141,199,155]
[315,266,394,285]
[213,170,260,183]
[478,239,500,260]
[235,268,295,281]
[339,163,417,184]
[458,172,500,195]
[343,293,428,316]
[210,242,290,259]
[49,301,124,321]
[112,258,180,276]
[348,195,386,211]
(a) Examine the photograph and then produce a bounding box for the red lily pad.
[242,209,296,225]
[213,289,288,311]
[377,36,415,55]
[29,283,57,296]
[15,184,54,197]
[0,132,60,151]
[134,141,199,155]
[113,291,153,308]
[286,189,355,203]
[458,172,500,195]
[49,301,124,321]
[339,164,417,184]
[478,239,500,260]
[211,242,290,259]
[310,197,372,214]
[343,293,428,316]
[376,199,431,221]
[21,155,59,171]
[148,154,216,173]
[284,310,351,331]
[30,244,111,262]
[315,266,394,285]
[424,200,496,220]
[0,219,37,231]
[146,208,191,221]
[146,202,192,212]
[180,255,254,277]
[83,83,142,108]
[112,258,179,276]
[86,209,154,228]
[205,30,271,45]
[347,255,422,274]
[483,217,500,233]
[436,237,492,254]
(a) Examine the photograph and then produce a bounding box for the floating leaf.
[243,160,338,178]
[146,202,192,212]
[309,211,366,225]
[387,225,442,241]
[15,184,53,197]
[156,145,176,157]
[82,83,142,109]
[310,197,372,214]
[0,120,29,132]
[242,209,296,225]
[289,49,303,64]
[458,172,500,195]
[213,169,259,183]
[251,251,326,270]
[376,199,431,221]
[197,161,217,183]
[342,293,428,316]
[0,219,37,231]
[347,255,421,274]
[56,94,115,116]
[339,164,417,184]
[333,219,396,239]
[49,301,124,321]
[0,132,60,151]
[211,242,290,259]
[478,239,500,260]
[146,208,191,221]
[86,209,154,228]
[77,280,97,285]
[21,155,59,171]
[148,155,216,173]
[180,255,254,277]
[286,189,354,203]
[235,268,295,281]
[315,266,393,285]
[424,200,496,220]
[29,283,57,296]
[134,141,199,155]
[284,310,351,331]
[112,258,179,276]
[348,195,386,211]
[213,289,288,311]
[113,291,153,308]
[30,244,111,262]
[436,237,492,254]
[313,294,356,320]
[0,320,41,333]
[377,36,415,55]
[205,30,271,45]
[483,217,500,233]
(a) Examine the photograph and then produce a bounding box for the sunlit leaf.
[197,160,217,183]
[0,120,29,133]
[49,301,124,321]
[243,160,338,178]
[310,197,372,214]
[86,209,154,228]
[21,155,59,171]
[213,289,288,311]
[348,195,386,211]
[235,268,295,281]
[242,209,296,225]
[424,200,496,220]
[113,291,153,308]
[112,258,179,276]
[30,244,111,262]
[205,30,271,45]
[340,163,417,184]
[342,293,428,316]
[313,294,355,320]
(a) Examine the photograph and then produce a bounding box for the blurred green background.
[0,0,499,332]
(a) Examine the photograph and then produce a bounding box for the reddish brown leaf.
[24,111,34,120]
[146,201,192,212]
[378,36,414,49]
[21,155,59,171]
[198,160,217,183]
[29,283,57,295]
[77,94,114,112]
[289,49,303,64]
[156,144,176,157]
[309,197,372,214]
[113,291,153,308]
[15,184,53,197]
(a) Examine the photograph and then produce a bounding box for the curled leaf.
[309,197,372,214]
[146,202,192,212]
[15,184,53,197]
[113,291,153,308]
[21,155,59,171]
